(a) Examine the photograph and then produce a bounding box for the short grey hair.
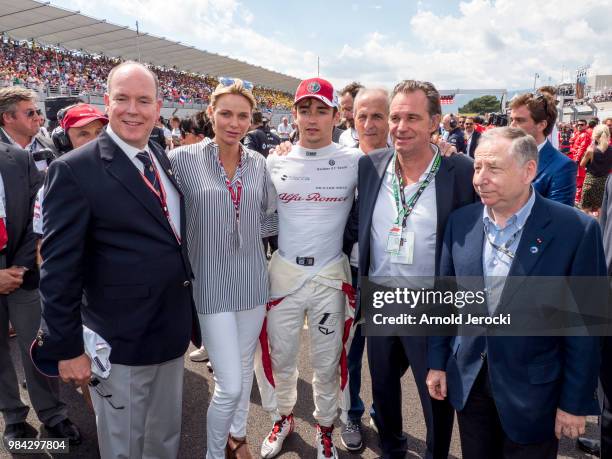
[106,61,160,99]
[477,127,539,167]
[354,88,390,115]
[0,86,37,126]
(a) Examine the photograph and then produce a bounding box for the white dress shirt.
[106,126,181,236]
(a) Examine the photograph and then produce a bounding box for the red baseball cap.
[294,77,338,108]
[61,104,108,131]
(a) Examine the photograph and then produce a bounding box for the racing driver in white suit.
[256,77,361,459]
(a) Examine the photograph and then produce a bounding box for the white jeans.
[199,306,265,459]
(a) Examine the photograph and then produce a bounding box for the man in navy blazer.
[427,127,603,459]
[509,92,577,206]
[347,80,478,459]
[35,62,201,458]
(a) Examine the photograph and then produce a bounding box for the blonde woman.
[580,124,612,213]
[169,79,276,458]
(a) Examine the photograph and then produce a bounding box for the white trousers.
[255,280,345,427]
[199,306,266,459]
[89,356,184,459]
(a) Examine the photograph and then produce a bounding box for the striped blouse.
[169,139,277,314]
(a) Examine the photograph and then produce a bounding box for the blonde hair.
[593,124,610,152]
[210,79,257,110]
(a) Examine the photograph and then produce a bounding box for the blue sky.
[48,0,611,112]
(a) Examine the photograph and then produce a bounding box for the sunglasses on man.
[22,108,43,118]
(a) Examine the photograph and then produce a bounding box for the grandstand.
[0,0,300,119]
[556,75,612,122]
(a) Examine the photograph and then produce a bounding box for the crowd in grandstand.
[0,36,293,109]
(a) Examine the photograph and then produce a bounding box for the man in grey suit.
[346,80,478,458]
[0,141,80,447]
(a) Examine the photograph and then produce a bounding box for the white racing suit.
[255,253,355,426]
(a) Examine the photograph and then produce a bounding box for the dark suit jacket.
[38,131,201,366]
[0,128,58,156]
[429,193,604,444]
[0,143,42,288]
[347,147,478,322]
[533,140,577,206]
[466,130,481,158]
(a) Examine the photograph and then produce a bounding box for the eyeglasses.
[21,108,43,118]
[218,77,254,91]
[89,378,124,410]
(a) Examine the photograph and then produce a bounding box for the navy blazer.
[38,131,201,366]
[347,147,478,322]
[533,140,577,206]
[429,193,604,444]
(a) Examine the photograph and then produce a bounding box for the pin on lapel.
[530,246,538,254]
[536,237,543,244]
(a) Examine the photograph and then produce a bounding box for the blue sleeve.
[546,159,577,207]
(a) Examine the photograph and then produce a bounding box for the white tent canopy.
[0,0,301,93]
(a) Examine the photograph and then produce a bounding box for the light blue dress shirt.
[482,189,536,314]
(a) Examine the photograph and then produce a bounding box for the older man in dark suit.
[427,127,604,459]
[347,80,478,459]
[35,61,201,459]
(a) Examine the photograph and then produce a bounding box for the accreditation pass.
[3,438,69,454]
[386,225,415,264]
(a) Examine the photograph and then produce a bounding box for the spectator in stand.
[276,117,291,142]
[338,82,364,148]
[1,39,295,109]
[580,125,612,214]
[509,93,577,206]
[571,119,590,204]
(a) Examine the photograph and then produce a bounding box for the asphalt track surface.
[2,332,599,458]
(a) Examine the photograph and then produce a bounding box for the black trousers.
[367,335,454,459]
[457,363,558,459]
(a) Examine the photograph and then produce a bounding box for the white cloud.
[325,0,612,91]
